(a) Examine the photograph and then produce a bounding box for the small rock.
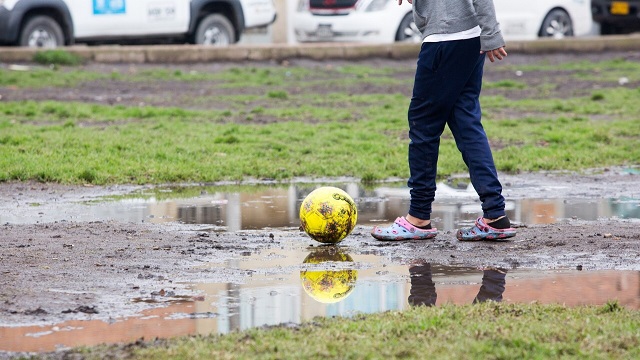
[25,307,48,315]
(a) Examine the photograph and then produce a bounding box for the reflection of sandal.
[371,217,438,241]
[456,217,516,241]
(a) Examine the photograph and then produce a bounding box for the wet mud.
[1,169,639,331]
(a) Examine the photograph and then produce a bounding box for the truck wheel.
[19,15,65,48]
[195,14,235,46]
[539,9,573,39]
[395,13,421,42]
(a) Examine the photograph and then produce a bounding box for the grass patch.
[0,104,407,184]
[0,68,108,88]
[267,90,289,99]
[1,59,639,184]
[33,49,83,66]
[66,302,640,359]
[484,79,527,89]
[497,57,640,83]
[3,91,638,184]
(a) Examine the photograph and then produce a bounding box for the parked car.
[293,0,417,44]
[0,0,277,48]
[496,0,596,40]
[293,0,595,43]
[591,0,640,34]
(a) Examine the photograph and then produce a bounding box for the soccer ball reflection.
[300,248,358,304]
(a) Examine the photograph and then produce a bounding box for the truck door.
[70,0,190,39]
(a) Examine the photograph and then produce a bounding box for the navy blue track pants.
[407,37,506,220]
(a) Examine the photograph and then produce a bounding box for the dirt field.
[1,51,640,356]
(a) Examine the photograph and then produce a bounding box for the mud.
[1,169,639,330]
[1,51,640,353]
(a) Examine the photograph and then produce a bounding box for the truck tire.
[539,9,573,39]
[19,15,65,48]
[195,14,235,46]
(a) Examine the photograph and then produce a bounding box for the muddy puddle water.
[2,242,639,353]
[2,182,639,354]
[2,182,639,230]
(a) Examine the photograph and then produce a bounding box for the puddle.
[2,181,639,354]
[2,182,639,231]
[1,244,639,353]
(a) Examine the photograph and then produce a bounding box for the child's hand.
[481,47,508,62]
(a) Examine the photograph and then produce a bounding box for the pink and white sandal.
[371,217,438,241]
[456,217,516,241]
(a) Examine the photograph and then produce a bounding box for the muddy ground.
[1,169,638,324]
[1,51,640,354]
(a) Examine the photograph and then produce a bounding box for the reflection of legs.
[473,268,507,303]
[408,263,437,307]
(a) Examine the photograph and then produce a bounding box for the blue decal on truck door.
[93,0,126,15]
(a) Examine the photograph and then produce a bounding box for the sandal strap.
[476,217,489,232]
[395,217,415,232]
[477,217,515,232]
[396,217,436,233]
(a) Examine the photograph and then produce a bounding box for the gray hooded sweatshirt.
[413,0,505,51]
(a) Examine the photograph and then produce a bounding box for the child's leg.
[445,40,506,220]
[407,40,487,221]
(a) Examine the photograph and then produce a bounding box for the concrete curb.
[1,35,639,64]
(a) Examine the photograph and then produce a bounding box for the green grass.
[33,49,84,66]
[65,302,640,359]
[484,79,527,89]
[0,68,108,88]
[0,103,407,184]
[496,57,640,83]
[0,60,639,184]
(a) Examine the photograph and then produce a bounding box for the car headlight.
[297,0,309,12]
[365,0,390,12]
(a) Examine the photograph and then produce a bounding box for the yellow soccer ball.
[299,186,358,244]
[300,248,358,304]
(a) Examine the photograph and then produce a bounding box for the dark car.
[592,0,640,34]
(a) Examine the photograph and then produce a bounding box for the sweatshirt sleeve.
[473,0,506,51]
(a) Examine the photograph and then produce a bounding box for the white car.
[496,0,596,40]
[0,0,277,48]
[294,0,417,43]
[293,0,595,43]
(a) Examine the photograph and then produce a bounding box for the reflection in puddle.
[2,182,639,354]
[2,182,639,231]
[300,248,358,304]
[408,263,507,306]
[2,245,639,353]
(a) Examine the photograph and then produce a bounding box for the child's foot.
[456,217,516,241]
[372,217,438,241]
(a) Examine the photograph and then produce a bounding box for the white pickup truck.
[0,0,277,47]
